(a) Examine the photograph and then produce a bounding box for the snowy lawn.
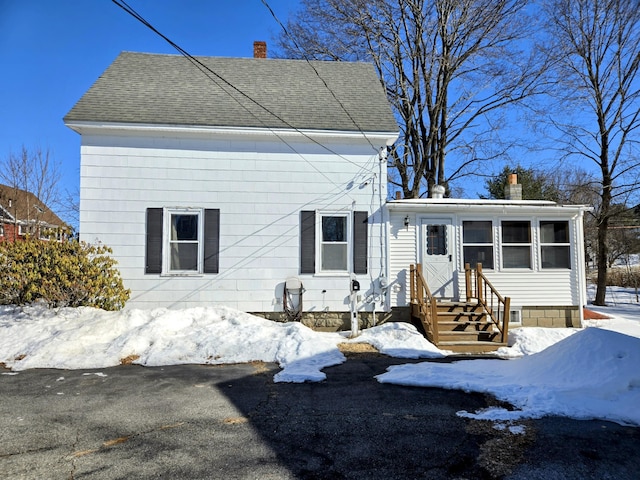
[1,285,639,426]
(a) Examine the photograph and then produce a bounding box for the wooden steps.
[409,263,510,355]
[412,299,506,353]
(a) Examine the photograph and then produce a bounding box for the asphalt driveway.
[1,354,639,479]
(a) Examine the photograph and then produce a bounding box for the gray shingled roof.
[64,51,398,133]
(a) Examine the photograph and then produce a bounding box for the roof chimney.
[253,41,267,59]
[505,173,522,201]
[430,184,446,199]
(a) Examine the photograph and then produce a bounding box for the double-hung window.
[462,221,494,269]
[321,214,348,271]
[540,221,571,269]
[501,221,532,269]
[145,207,220,275]
[167,210,201,272]
[300,210,368,275]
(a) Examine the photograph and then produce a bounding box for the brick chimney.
[253,41,267,59]
[505,173,522,201]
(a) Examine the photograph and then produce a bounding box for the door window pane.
[427,225,447,256]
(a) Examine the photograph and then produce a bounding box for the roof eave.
[386,198,593,213]
[64,121,399,145]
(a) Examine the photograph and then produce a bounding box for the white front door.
[421,218,455,298]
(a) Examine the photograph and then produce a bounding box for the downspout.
[576,208,588,327]
[350,200,359,337]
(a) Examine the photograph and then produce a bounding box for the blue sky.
[0,0,300,221]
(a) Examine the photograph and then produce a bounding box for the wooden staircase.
[410,264,510,353]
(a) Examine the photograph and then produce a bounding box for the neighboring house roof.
[64,51,398,134]
[0,184,65,227]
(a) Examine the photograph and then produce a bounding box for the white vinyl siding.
[79,131,388,311]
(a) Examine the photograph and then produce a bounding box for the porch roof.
[386,198,592,213]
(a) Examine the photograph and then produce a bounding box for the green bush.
[0,239,130,310]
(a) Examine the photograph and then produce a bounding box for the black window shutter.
[353,211,368,274]
[300,210,316,274]
[145,208,163,274]
[204,209,220,274]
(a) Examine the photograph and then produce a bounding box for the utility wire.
[111,0,380,183]
[261,0,380,154]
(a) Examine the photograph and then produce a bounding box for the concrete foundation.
[251,307,410,332]
[521,305,581,328]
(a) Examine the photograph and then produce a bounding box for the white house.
[64,50,399,329]
[65,50,591,338]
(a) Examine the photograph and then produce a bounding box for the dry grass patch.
[120,354,140,365]
[223,416,248,425]
[338,342,383,357]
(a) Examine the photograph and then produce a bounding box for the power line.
[260,0,379,154]
[110,0,380,182]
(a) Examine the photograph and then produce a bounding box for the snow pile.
[349,322,448,358]
[0,305,346,383]
[377,328,640,426]
[2,286,640,426]
[496,327,578,357]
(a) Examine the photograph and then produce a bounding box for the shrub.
[589,267,640,288]
[0,239,130,310]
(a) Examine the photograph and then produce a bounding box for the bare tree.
[276,0,545,197]
[541,0,640,305]
[1,146,62,232]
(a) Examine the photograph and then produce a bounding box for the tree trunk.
[594,158,612,306]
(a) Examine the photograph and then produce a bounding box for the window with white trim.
[320,213,348,271]
[166,210,202,272]
[463,220,494,269]
[501,221,532,269]
[145,207,220,275]
[540,220,571,269]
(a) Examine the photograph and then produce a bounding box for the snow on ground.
[1,285,639,425]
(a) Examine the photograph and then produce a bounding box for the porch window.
[463,221,494,269]
[501,221,532,269]
[540,221,570,269]
[321,214,348,271]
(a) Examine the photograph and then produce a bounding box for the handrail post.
[502,297,511,343]
[476,263,484,303]
[417,264,423,301]
[410,264,415,303]
[465,263,472,301]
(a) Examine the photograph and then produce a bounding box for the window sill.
[313,271,351,277]
[160,272,205,278]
